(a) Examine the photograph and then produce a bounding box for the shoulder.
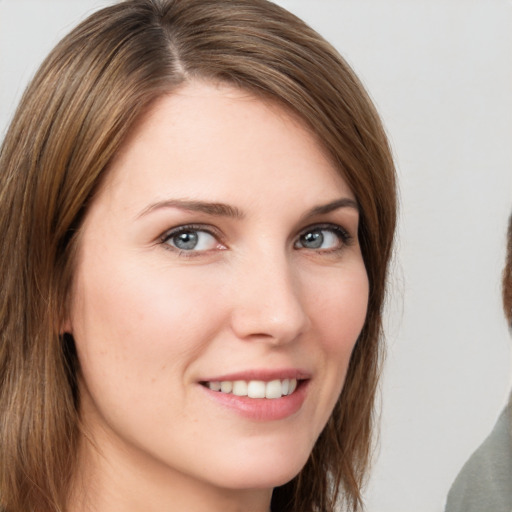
[445,401,512,512]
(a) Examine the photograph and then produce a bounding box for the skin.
[67,81,369,512]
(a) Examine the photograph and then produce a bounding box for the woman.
[0,1,397,511]
[445,214,512,512]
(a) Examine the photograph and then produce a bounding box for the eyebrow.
[137,199,245,219]
[137,197,359,220]
[304,198,360,218]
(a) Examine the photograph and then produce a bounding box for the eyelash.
[160,222,353,256]
[160,224,224,257]
[295,223,353,253]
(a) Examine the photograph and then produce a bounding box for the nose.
[229,252,310,345]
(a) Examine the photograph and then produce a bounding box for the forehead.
[97,80,353,213]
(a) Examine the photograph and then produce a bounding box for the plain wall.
[1,1,511,511]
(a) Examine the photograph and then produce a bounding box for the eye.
[294,225,351,252]
[162,226,222,252]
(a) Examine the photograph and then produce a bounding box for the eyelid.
[295,223,354,250]
[160,224,226,253]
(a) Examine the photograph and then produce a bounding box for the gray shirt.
[445,399,512,512]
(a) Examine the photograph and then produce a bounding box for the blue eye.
[295,226,350,251]
[163,227,219,252]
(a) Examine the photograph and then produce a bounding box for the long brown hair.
[0,1,397,511]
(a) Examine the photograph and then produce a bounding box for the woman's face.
[68,81,369,504]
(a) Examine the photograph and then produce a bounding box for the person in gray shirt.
[445,213,512,512]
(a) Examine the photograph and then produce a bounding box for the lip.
[198,369,311,421]
[200,368,311,382]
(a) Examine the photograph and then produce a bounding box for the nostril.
[230,302,309,345]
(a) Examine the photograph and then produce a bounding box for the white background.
[1,1,511,511]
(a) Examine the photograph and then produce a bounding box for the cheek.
[308,263,369,413]
[74,255,214,337]
[70,257,223,395]
[312,265,369,356]
[294,263,369,445]
[70,259,229,448]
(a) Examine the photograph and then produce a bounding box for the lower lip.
[200,381,309,421]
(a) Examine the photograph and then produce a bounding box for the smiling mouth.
[201,378,298,399]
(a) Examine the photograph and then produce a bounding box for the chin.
[220,469,301,492]
[208,446,310,491]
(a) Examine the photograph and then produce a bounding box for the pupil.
[174,231,198,250]
[302,231,323,249]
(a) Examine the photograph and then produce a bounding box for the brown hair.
[504,214,512,326]
[0,1,397,511]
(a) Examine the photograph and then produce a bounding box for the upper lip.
[200,368,311,382]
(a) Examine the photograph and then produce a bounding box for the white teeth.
[209,381,221,392]
[247,380,266,398]
[281,378,290,396]
[207,378,298,399]
[265,379,283,399]
[220,381,232,393]
[232,380,248,396]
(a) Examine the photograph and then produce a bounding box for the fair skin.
[67,81,369,512]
